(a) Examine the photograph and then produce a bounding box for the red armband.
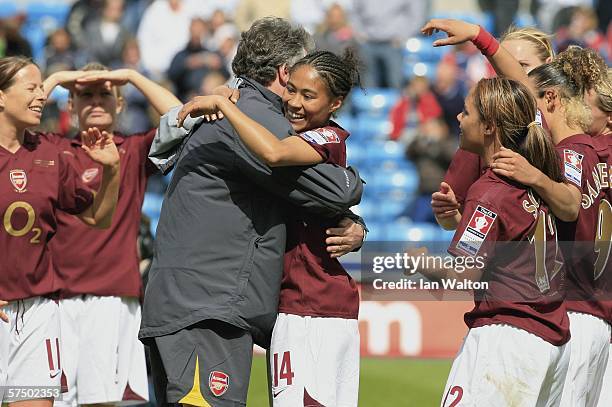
[472,25,499,57]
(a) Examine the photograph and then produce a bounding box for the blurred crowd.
[0,0,610,224]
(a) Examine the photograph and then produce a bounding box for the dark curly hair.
[290,48,361,99]
[232,17,315,86]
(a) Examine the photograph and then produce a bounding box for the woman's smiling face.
[282,64,342,133]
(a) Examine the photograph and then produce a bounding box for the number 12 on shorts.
[442,385,463,407]
[272,351,295,387]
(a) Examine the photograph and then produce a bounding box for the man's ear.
[278,64,290,87]
[0,90,5,110]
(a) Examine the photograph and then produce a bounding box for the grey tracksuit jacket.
[139,77,363,347]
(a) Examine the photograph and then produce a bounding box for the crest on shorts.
[209,371,229,397]
[456,205,497,256]
[9,169,27,192]
[81,167,99,183]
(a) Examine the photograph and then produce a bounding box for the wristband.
[472,25,499,57]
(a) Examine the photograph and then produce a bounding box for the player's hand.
[491,147,540,186]
[76,69,131,87]
[177,95,225,127]
[0,300,9,323]
[421,19,480,47]
[326,218,365,258]
[44,70,90,93]
[431,182,460,218]
[81,128,120,169]
[212,85,240,104]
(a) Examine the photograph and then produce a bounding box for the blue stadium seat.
[403,61,438,81]
[376,199,407,221]
[345,141,365,167]
[370,167,419,197]
[386,222,440,242]
[351,115,392,141]
[430,11,494,34]
[21,24,47,65]
[363,221,387,241]
[403,37,449,63]
[514,13,536,28]
[438,229,456,243]
[352,199,378,221]
[21,2,70,64]
[49,86,69,108]
[149,215,159,237]
[356,166,374,187]
[360,156,414,174]
[142,192,164,219]
[360,140,417,172]
[380,168,418,189]
[351,88,400,117]
[360,140,404,161]
[162,169,174,187]
[0,1,18,18]
[377,187,414,205]
[334,113,354,133]
[25,2,70,26]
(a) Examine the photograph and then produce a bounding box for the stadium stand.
[8,1,610,246]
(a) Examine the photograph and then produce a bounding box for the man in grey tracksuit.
[140,17,364,406]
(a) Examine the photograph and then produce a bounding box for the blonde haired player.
[0,56,120,406]
[493,47,611,407]
[42,64,181,406]
[592,69,612,407]
[435,25,556,230]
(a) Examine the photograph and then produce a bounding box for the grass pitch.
[247,356,452,406]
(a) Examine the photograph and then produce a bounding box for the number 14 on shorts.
[272,351,295,388]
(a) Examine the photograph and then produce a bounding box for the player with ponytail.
[587,68,612,407]
[434,25,556,230]
[423,19,611,405]
[418,76,570,406]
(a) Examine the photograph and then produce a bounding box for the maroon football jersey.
[0,132,93,301]
[449,168,570,346]
[44,130,156,299]
[555,134,609,321]
[278,122,359,319]
[595,134,612,324]
[443,149,486,207]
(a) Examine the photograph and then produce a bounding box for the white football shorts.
[0,309,8,403]
[560,312,611,407]
[442,324,570,407]
[6,297,62,402]
[269,313,360,407]
[596,343,612,406]
[54,295,148,406]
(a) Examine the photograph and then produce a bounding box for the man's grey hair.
[232,17,315,86]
